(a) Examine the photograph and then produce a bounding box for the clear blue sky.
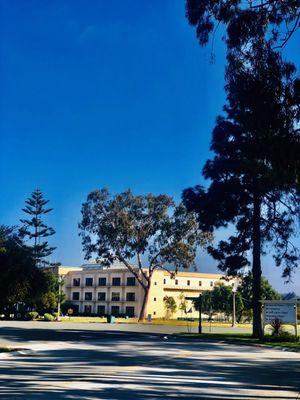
[1,1,299,293]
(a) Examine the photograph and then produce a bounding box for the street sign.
[261,300,298,335]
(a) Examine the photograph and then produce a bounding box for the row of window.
[73,277,136,287]
[163,278,214,287]
[72,292,136,301]
[82,305,135,317]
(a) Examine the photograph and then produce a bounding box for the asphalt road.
[0,321,299,399]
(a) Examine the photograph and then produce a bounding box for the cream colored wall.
[145,270,237,319]
[62,266,238,319]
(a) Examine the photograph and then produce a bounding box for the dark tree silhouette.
[183,43,300,338]
[0,226,47,314]
[186,0,300,50]
[20,189,56,267]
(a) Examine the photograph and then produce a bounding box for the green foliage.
[183,43,300,337]
[193,283,243,320]
[36,271,65,314]
[163,296,177,319]
[270,318,284,336]
[0,226,48,313]
[19,189,56,266]
[185,1,299,50]
[178,292,188,316]
[26,311,39,320]
[43,313,55,321]
[238,273,281,312]
[265,331,299,343]
[79,188,211,320]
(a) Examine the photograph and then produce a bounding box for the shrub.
[270,318,284,336]
[27,311,39,320]
[265,331,299,343]
[52,312,59,319]
[43,313,55,322]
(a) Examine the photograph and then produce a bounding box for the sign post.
[261,300,298,336]
[186,295,202,334]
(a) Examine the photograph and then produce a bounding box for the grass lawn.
[60,316,251,328]
[174,332,300,351]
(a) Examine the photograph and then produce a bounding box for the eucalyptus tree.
[20,189,56,267]
[79,188,211,320]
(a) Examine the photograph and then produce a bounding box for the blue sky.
[1,1,299,293]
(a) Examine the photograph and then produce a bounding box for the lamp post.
[57,275,62,321]
[232,287,237,327]
[198,293,202,334]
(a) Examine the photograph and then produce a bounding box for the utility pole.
[198,293,202,334]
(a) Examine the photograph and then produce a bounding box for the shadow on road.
[0,327,299,399]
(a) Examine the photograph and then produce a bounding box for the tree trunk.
[138,284,151,321]
[252,194,262,338]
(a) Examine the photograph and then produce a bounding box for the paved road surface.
[0,321,299,399]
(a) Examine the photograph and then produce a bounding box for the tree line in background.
[0,189,62,318]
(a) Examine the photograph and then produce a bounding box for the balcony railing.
[66,283,139,289]
[73,298,138,302]
[164,284,205,291]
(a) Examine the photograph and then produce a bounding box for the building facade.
[60,264,236,319]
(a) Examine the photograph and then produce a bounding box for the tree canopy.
[183,42,300,337]
[79,188,211,319]
[193,283,243,320]
[186,0,300,50]
[20,189,56,267]
[0,226,47,314]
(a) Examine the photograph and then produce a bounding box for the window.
[175,279,178,285]
[85,277,93,286]
[154,282,157,285]
[73,278,80,287]
[199,281,202,286]
[125,306,135,317]
[85,292,93,301]
[126,292,135,301]
[112,277,121,286]
[111,306,120,316]
[187,280,190,286]
[111,292,120,301]
[98,292,106,301]
[84,305,92,314]
[126,277,136,286]
[210,281,214,287]
[72,292,80,301]
[154,297,156,301]
[98,277,107,286]
[153,311,156,315]
[163,279,166,284]
[97,305,105,315]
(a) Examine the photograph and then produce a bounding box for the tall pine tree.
[183,43,300,338]
[20,189,56,267]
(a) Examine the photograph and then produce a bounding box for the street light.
[198,293,202,334]
[57,275,62,321]
[232,286,237,327]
